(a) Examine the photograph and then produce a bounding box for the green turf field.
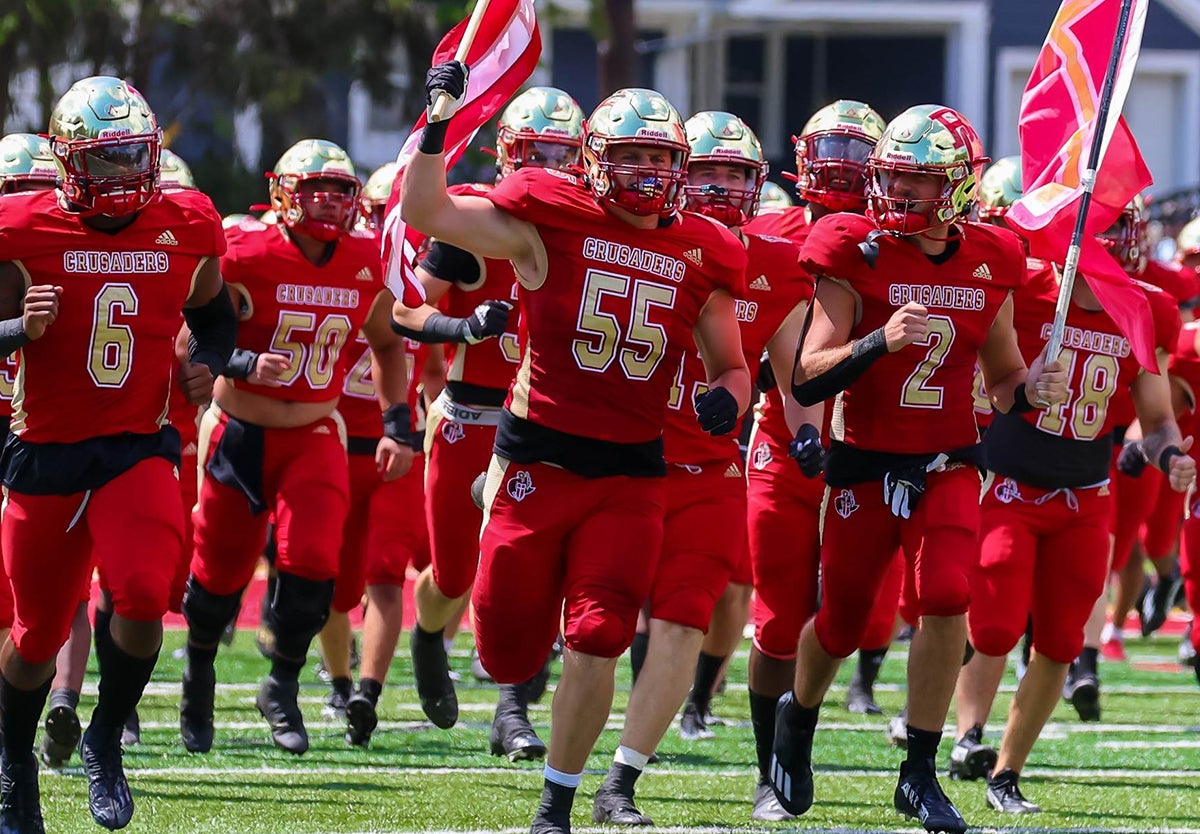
[39,628,1200,833]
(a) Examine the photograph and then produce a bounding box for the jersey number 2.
[901,315,955,409]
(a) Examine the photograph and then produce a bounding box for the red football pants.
[650,463,746,631]
[1180,506,1200,655]
[332,452,430,613]
[4,457,183,664]
[815,466,980,659]
[473,457,665,684]
[1111,463,1160,572]
[970,478,1111,664]
[424,403,496,600]
[746,423,823,659]
[190,409,350,595]
[167,426,200,614]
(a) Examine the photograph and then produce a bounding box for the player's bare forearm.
[364,291,408,410]
[1141,419,1184,469]
[1134,354,1182,465]
[979,294,1028,413]
[184,258,224,307]
[695,290,751,413]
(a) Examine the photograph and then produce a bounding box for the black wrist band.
[418,120,449,155]
[0,317,29,357]
[1159,444,1184,474]
[1012,382,1036,414]
[222,349,258,380]
[383,403,413,443]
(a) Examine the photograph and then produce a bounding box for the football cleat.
[80,724,134,830]
[591,783,653,826]
[894,761,967,833]
[324,677,352,720]
[751,780,796,822]
[40,702,82,768]
[256,675,309,755]
[0,750,45,834]
[1179,624,1197,669]
[120,710,140,747]
[490,712,546,762]
[679,702,714,741]
[1141,570,1184,636]
[344,692,378,748]
[410,628,459,729]
[986,769,1041,814]
[768,692,815,815]
[948,725,996,781]
[887,709,909,748]
[1100,636,1127,663]
[179,661,216,754]
[1063,665,1101,722]
[846,679,883,715]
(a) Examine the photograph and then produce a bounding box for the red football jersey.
[0,189,224,443]
[0,353,17,420]
[801,213,1025,455]
[664,232,811,465]
[1170,319,1200,425]
[1009,259,1180,440]
[339,333,425,438]
[1142,259,1199,305]
[486,167,747,444]
[221,219,386,404]
[744,206,810,244]
[437,184,522,392]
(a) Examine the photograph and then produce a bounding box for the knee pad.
[564,610,633,660]
[268,572,334,659]
[182,576,244,644]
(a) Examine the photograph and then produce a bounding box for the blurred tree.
[594,0,637,97]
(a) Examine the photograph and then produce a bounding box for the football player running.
[180,139,411,756]
[0,77,236,832]
[391,87,585,761]
[590,111,817,826]
[772,105,1067,833]
[404,63,750,834]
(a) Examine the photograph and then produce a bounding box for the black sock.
[413,624,445,645]
[49,687,80,712]
[91,626,159,740]
[270,655,304,684]
[186,642,218,673]
[358,677,383,706]
[331,676,352,700]
[603,761,642,793]
[629,631,649,684]
[690,651,725,715]
[535,779,576,822]
[93,606,113,645]
[1078,646,1099,677]
[852,647,887,690]
[749,689,780,782]
[0,674,50,761]
[905,726,942,773]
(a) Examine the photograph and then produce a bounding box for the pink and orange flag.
[380,0,541,308]
[1007,0,1156,370]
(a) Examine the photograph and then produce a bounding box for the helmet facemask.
[795,132,875,212]
[1098,204,1147,275]
[52,130,162,217]
[497,130,581,178]
[585,136,689,219]
[271,173,361,243]
[684,160,764,227]
[868,159,981,237]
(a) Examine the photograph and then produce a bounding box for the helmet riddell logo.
[506,470,536,502]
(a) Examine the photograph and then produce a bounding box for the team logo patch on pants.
[441,420,465,445]
[833,488,858,519]
[993,477,1023,504]
[506,470,536,502]
[752,441,773,471]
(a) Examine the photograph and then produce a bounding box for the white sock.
[543,765,582,788]
[614,745,649,771]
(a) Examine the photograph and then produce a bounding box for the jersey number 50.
[270,311,353,388]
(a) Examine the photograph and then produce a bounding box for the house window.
[724,36,767,136]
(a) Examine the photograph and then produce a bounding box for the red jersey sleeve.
[485,166,584,224]
[798,213,872,280]
[1144,282,1183,355]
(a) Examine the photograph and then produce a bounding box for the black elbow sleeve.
[792,328,888,407]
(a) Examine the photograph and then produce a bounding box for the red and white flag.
[1007,0,1156,369]
[381,0,541,307]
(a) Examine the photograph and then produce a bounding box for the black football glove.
[695,387,739,436]
[788,423,825,479]
[882,454,948,519]
[461,300,511,344]
[1117,440,1148,478]
[425,61,469,121]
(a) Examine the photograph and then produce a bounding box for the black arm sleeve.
[0,318,28,358]
[420,241,481,286]
[182,287,237,377]
[390,311,470,343]
[792,327,888,407]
